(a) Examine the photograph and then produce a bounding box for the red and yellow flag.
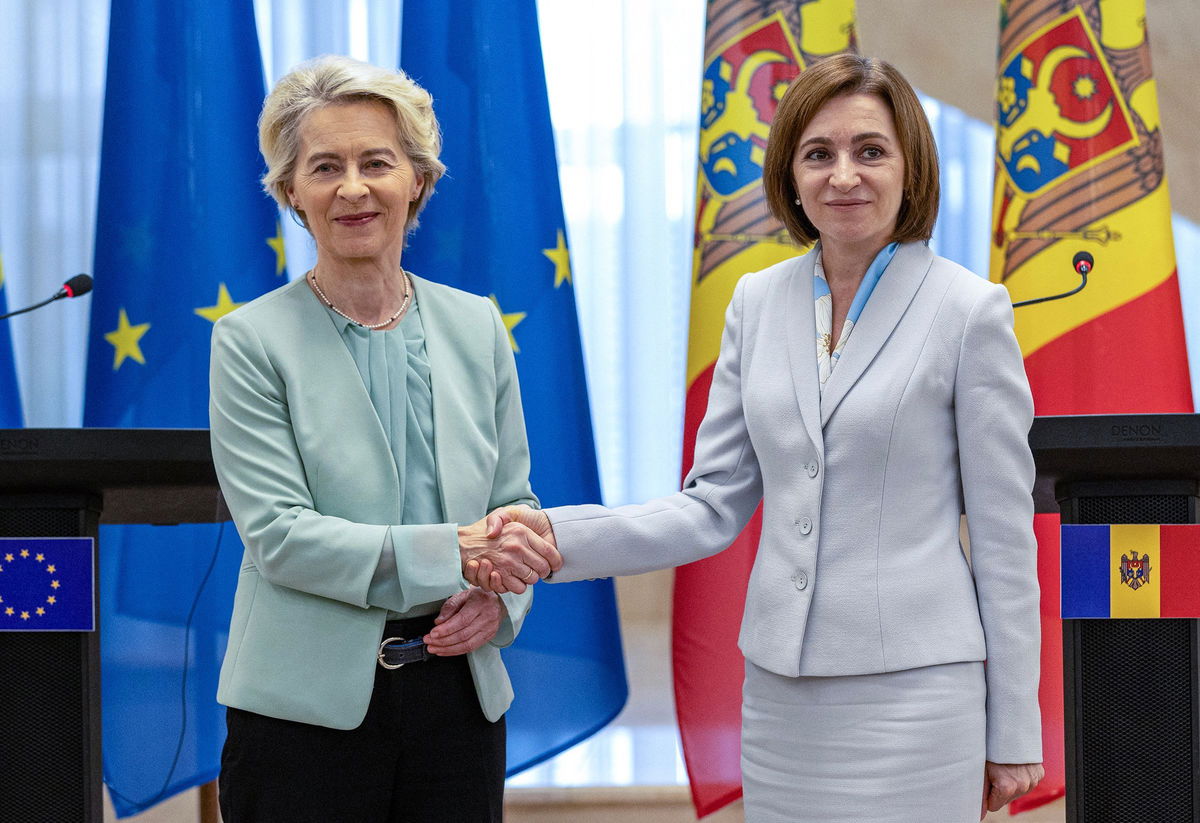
[1061,525,1200,619]
[990,1,1193,813]
[991,0,1193,415]
[674,0,856,815]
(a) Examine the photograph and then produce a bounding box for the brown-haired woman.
[484,54,1044,821]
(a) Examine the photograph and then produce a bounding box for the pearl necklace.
[308,269,412,330]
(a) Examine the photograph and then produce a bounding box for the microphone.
[0,274,94,320]
[57,273,93,300]
[1012,252,1092,309]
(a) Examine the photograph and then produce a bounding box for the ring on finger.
[522,568,537,583]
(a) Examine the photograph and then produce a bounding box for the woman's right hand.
[981,761,1044,819]
[457,513,560,594]
[471,506,557,593]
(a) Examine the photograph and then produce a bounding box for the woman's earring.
[794,197,801,206]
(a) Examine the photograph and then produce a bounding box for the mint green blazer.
[208,274,535,729]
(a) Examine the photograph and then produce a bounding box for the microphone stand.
[0,295,66,321]
[1012,268,1089,309]
[1,275,92,320]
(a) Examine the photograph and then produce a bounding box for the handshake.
[457,505,559,594]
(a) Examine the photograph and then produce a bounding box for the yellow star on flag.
[267,221,287,276]
[4,553,12,562]
[195,283,245,323]
[51,580,60,589]
[46,564,56,574]
[488,295,526,353]
[20,611,29,620]
[35,607,44,616]
[47,596,56,605]
[19,549,28,558]
[4,607,13,616]
[542,229,572,288]
[105,308,150,369]
[35,553,44,562]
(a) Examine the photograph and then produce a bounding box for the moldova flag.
[1062,524,1200,619]
[990,1,1194,812]
[675,1,857,815]
[990,1,1193,415]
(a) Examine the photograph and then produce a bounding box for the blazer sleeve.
[954,283,1042,763]
[485,300,537,647]
[547,274,764,581]
[209,313,462,613]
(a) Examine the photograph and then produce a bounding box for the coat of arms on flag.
[1119,551,1151,590]
[699,13,802,202]
[996,7,1137,200]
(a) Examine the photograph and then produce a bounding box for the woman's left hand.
[981,761,1044,818]
[424,588,503,656]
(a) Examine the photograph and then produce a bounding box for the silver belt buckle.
[378,636,409,670]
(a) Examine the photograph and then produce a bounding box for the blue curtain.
[83,0,282,814]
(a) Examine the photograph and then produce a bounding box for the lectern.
[0,428,227,823]
[1030,413,1200,823]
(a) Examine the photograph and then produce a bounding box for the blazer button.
[798,517,813,535]
[792,571,809,591]
[806,461,819,478]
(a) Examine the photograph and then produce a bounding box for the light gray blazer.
[209,274,535,729]
[547,242,1041,762]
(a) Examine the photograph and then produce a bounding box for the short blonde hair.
[259,55,446,229]
[762,54,940,246]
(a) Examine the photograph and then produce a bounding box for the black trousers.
[219,644,505,822]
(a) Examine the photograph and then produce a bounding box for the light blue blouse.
[813,242,899,395]
[320,293,448,620]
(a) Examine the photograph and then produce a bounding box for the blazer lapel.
[408,274,473,524]
[819,242,934,427]
[782,250,825,458]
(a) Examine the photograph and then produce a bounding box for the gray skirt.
[741,660,986,823]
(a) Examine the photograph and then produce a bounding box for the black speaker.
[1062,480,1200,823]
[0,495,102,823]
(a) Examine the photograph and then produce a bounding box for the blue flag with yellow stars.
[0,538,94,631]
[0,252,22,427]
[83,0,284,815]
[401,0,629,774]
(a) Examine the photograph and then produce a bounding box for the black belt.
[377,615,437,670]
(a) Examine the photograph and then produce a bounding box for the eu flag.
[0,253,22,427]
[401,1,628,773]
[0,538,93,631]
[83,0,282,814]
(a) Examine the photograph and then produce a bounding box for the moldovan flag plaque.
[1061,524,1200,619]
[0,538,95,631]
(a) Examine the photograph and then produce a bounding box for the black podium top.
[0,428,227,524]
[1028,414,1200,512]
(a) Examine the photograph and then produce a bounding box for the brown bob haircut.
[762,54,940,247]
